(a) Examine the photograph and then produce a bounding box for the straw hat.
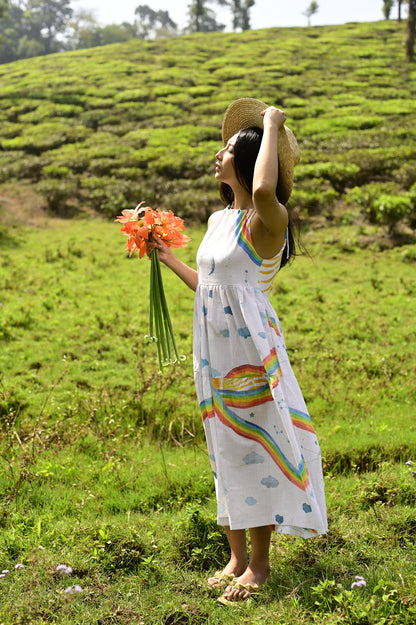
[221,97,300,204]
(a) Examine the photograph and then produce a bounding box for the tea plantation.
[0,19,416,234]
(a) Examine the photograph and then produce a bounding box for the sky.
[71,0,395,31]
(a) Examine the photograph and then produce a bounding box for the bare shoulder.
[208,209,225,228]
[252,201,288,236]
[250,203,288,259]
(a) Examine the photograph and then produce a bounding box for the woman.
[148,98,327,604]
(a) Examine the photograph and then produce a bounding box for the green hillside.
[2,22,416,625]
[1,20,416,233]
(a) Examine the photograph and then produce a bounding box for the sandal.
[217,579,260,605]
[207,570,235,589]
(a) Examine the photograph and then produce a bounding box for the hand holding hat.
[221,98,300,204]
[261,106,287,129]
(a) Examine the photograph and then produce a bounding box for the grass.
[0,215,200,438]
[1,210,416,624]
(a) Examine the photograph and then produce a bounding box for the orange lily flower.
[115,201,190,370]
[115,202,190,258]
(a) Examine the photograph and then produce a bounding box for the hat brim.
[221,98,300,204]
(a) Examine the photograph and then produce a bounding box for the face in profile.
[215,133,239,186]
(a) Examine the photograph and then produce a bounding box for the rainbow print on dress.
[289,407,316,435]
[210,384,310,491]
[262,347,282,390]
[235,210,263,266]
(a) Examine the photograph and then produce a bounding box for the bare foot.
[207,559,247,588]
[221,565,271,601]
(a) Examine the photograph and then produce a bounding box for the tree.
[0,2,28,63]
[0,0,73,61]
[228,0,255,31]
[303,1,319,26]
[134,5,177,39]
[99,23,133,45]
[398,0,403,21]
[25,0,73,54]
[0,0,8,18]
[16,33,44,57]
[406,0,415,61]
[186,0,225,33]
[382,0,394,19]
[65,9,102,50]
[65,10,137,50]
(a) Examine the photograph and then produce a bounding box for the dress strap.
[285,228,290,260]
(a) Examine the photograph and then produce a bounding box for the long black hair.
[219,126,302,268]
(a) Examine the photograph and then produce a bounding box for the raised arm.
[147,236,198,292]
[251,107,288,256]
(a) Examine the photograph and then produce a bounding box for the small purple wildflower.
[351,575,367,589]
[56,564,73,575]
[0,574,5,579]
[64,585,82,595]
[38,546,45,551]
[15,563,24,570]
[405,461,413,466]
[1,570,9,575]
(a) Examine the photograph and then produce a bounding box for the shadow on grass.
[323,443,413,475]
[0,226,21,249]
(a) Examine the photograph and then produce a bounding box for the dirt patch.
[0,182,98,228]
[0,182,50,227]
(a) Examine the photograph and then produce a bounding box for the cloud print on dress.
[243,451,265,464]
[261,475,279,488]
[238,327,251,338]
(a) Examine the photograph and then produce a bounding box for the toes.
[208,572,235,588]
[223,586,248,601]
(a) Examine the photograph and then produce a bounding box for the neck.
[232,187,253,211]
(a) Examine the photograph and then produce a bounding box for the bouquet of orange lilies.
[116,202,190,370]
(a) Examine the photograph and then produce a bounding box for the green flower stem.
[149,251,155,339]
[153,253,166,364]
[149,249,181,371]
[154,251,180,361]
[150,251,163,368]
[155,254,169,361]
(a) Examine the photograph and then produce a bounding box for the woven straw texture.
[221,98,300,203]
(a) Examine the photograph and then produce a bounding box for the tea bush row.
[0,21,415,233]
[345,183,416,233]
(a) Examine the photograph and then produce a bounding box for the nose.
[216,147,224,160]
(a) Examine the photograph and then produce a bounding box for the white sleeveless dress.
[193,207,327,538]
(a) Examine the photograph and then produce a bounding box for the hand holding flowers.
[116,202,190,370]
